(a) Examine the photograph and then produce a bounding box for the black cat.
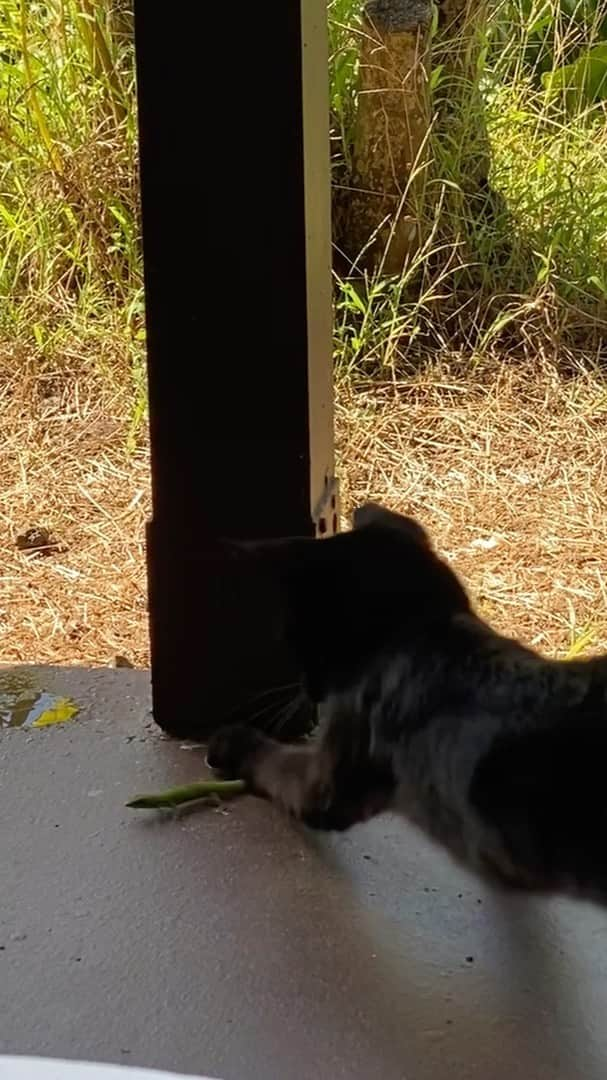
[208,503,607,902]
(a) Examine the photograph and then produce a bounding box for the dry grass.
[337,356,607,658]
[0,352,150,667]
[1,354,606,667]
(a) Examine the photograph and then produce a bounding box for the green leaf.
[543,44,607,105]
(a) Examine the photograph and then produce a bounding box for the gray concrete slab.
[1,665,607,1080]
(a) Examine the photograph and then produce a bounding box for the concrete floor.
[2,665,607,1080]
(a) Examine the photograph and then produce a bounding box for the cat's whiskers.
[269,686,312,738]
[223,681,299,725]
[245,683,302,729]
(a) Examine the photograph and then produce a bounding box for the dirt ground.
[1,356,606,667]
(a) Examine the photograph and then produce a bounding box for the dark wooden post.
[134,1,335,738]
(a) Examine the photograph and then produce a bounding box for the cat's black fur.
[207,504,607,903]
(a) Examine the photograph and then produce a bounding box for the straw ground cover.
[2,353,606,665]
[337,357,607,658]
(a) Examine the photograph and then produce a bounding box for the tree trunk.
[336,0,432,275]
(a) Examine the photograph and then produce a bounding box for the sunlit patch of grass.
[0,0,143,435]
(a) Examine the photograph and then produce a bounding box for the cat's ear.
[353,502,430,547]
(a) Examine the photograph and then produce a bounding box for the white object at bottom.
[0,1058,220,1080]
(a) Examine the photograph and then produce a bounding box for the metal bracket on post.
[312,475,340,538]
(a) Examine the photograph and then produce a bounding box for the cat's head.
[254,503,471,703]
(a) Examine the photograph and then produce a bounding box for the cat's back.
[431,613,607,730]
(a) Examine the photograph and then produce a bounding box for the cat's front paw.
[206,724,265,779]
